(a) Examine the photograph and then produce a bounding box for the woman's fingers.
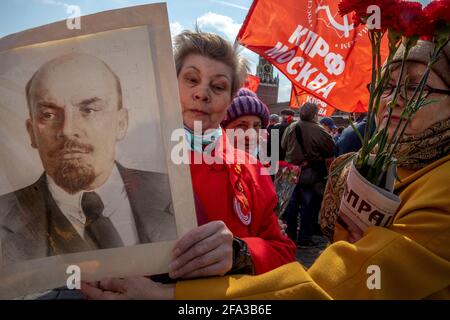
[86,281,100,288]
[180,260,232,279]
[80,281,126,300]
[170,227,230,272]
[170,221,233,278]
[99,278,126,293]
[80,277,176,300]
[171,242,232,278]
[347,228,364,243]
[80,282,102,299]
[173,221,225,258]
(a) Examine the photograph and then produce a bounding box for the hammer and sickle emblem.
[316,5,355,38]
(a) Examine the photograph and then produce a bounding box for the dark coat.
[281,120,336,165]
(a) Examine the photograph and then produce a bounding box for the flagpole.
[293,85,301,108]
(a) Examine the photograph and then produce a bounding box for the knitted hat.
[390,40,450,87]
[236,88,258,98]
[221,88,270,128]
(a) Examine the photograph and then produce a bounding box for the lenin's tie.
[81,191,124,249]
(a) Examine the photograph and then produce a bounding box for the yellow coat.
[176,154,450,299]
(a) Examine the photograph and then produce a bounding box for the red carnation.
[339,0,381,28]
[378,0,402,32]
[423,0,450,41]
[338,0,401,31]
[338,0,369,16]
[388,1,425,37]
[424,0,450,22]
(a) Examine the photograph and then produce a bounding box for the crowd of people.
[77,30,450,300]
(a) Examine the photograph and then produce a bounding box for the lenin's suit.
[0,162,177,266]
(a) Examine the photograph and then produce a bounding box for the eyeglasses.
[366,83,450,100]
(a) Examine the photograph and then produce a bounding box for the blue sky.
[0,1,273,95]
[0,0,433,102]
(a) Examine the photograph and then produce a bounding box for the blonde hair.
[173,30,248,97]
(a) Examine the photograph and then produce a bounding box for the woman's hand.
[347,229,364,243]
[169,221,234,279]
[80,277,175,300]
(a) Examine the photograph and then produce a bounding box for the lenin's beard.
[45,139,96,194]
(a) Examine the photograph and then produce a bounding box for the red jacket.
[189,132,296,274]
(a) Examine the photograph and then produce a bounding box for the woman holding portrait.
[83,39,449,300]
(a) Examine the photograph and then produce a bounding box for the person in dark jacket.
[281,103,335,246]
[266,114,280,158]
[337,112,375,156]
[274,108,295,161]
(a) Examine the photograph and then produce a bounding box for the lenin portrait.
[0,4,195,298]
[0,52,177,267]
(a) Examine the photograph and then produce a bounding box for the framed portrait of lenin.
[0,3,196,298]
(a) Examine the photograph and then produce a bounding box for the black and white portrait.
[0,4,195,298]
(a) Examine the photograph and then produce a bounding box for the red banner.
[237,0,388,112]
[243,74,261,92]
[290,85,335,117]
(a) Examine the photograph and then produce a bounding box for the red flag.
[243,74,260,92]
[237,0,388,113]
[352,100,367,113]
[290,86,335,117]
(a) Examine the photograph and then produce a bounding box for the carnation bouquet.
[331,0,450,239]
[274,161,301,217]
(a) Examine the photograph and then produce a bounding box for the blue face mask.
[249,144,259,158]
[184,126,223,153]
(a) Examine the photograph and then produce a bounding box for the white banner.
[338,161,401,242]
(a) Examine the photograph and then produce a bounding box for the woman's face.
[225,115,262,152]
[178,54,233,132]
[225,115,262,131]
[377,62,450,139]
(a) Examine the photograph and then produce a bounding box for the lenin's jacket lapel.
[116,162,177,243]
[0,175,93,265]
[1,175,49,265]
